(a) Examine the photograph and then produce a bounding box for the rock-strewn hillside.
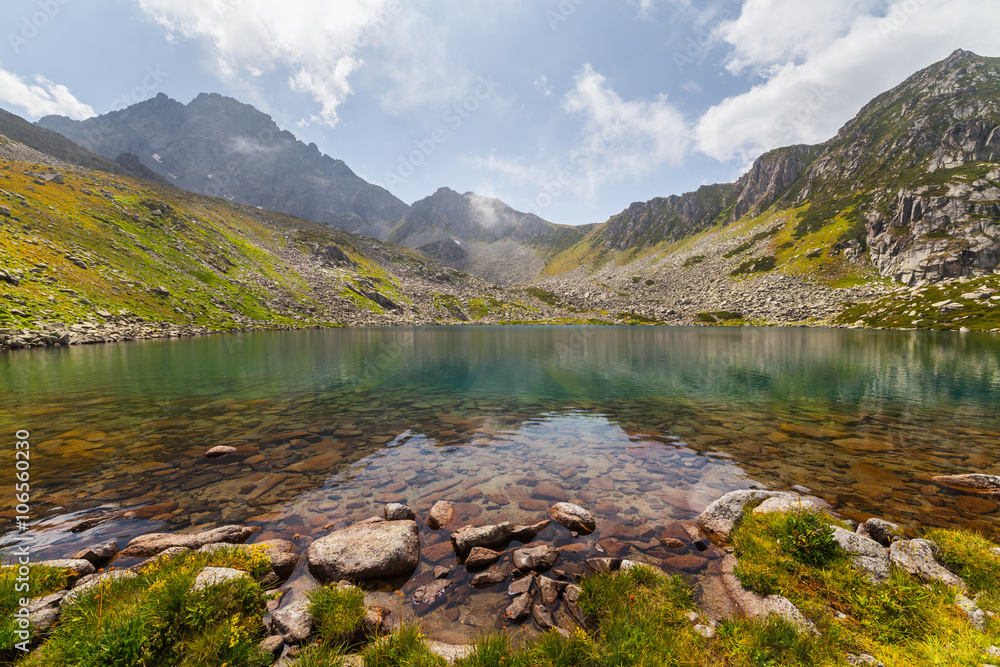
[538,50,1000,331]
[38,93,409,241]
[0,149,577,350]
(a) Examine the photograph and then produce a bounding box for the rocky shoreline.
[12,474,1000,665]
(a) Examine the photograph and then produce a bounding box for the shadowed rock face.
[38,93,409,240]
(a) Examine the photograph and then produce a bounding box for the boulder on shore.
[307,519,419,582]
[696,490,796,539]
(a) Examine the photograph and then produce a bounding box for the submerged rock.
[471,569,506,588]
[307,519,419,582]
[412,578,451,605]
[465,547,502,569]
[427,501,455,529]
[511,519,551,542]
[549,503,596,534]
[205,445,238,458]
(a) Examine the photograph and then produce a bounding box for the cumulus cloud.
[563,63,690,189]
[0,66,94,120]
[135,0,398,127]
[697,0,1000,164]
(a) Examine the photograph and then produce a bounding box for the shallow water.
[1,326,998,639]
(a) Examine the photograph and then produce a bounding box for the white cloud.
[534,75,553,97]
[697,0,1000,164]
[0,66,94,120]
[563,64,690,190]
[630,0,657,20]
[135,0,398,127]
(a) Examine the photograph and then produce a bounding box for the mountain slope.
[535,49,1000,331]
[38,93,409,240]
[0,147,577,347]
[389,187,588,285]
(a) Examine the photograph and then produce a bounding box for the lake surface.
[1,326,999,640]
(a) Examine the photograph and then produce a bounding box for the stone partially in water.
[452,522,513,556]
[412,578,451,606]
[205,445,238,458]
[465,547,502,569]
[511,520,551,543]
[504,593,532,622]
[932,474,1000,496]
[307,519,419,582]
[471,570,506,588]
[384,503,416,521]
[512,545,560,572]
[73,540,120,567]
[532,482,569,502]
[549,503,596,534]
[427,501,455,529]
[122,525,255,557]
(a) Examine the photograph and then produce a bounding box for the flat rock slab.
[549,503,596,534]
[889,539,965,589]
[931,474,1000,495]
[35,559,96,577]
[192,566,249,591]
[307,519,419,582]
[511,520,551,543]
[465,547,502,569]
[122,525,254,557]
[471,570,506,588]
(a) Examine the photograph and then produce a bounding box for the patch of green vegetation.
[308,584,367,647]
[926,528,1000,613]
[16,547,274,666]
[524,286,563,307]
[723,227,781,258]
[716,616,829,667]
[431,292,469,321]
[1,565,72,652]
[833,274,1000,331]
[695,310,745,325]
[730,256,777,277]
[361,624,446,666]
[616,312,662,325]
[644,279,655,286]
[683,255,705,268]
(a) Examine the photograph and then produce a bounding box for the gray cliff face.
[587,50,1000,285]
[38,93,409,240]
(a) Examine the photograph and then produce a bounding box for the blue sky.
[1,0,998,226]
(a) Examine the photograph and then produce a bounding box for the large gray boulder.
[697,490,796,539]
[831,527,890,581]
[889,539,965,589]
[307,519,419,582]
[856,518,902,547]
[122,525,254,557]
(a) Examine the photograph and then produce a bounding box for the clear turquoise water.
[1,326,998,638]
